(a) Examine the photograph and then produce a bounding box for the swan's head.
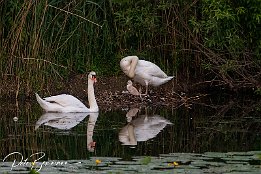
[88,71,97,83]
[120,56,139,78]
[127,80,133,85]
[120,56,132,72]
[87,141,96,152]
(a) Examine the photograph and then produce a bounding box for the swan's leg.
[139,86,142,94]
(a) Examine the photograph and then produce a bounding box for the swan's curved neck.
[88,80,98,112]
[129,56,138,78]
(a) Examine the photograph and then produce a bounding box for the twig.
[48,4,102,28]
[22,57,67,69]
[55,22,84,52]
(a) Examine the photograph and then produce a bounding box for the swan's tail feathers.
[165,120,173,125]
[164,76,174,83]
[35,93,48,111]
[167,76,174,80]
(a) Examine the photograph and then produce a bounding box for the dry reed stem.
[22,57,67,69]
[48,4,102,28]
[32,0,48,54]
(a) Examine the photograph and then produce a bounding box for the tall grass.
[0,0,110,96]
[0,0,260,97]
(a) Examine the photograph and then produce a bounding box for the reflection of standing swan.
[35,71,98,113]
[35,112,88,130]
[119,108,172,146]
[120,56,173,95]
[87,112,99,152]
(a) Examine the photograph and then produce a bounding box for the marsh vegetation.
[0,0,260,98]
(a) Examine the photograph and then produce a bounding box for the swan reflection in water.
[119,108,172,146]
[35,112,99,152]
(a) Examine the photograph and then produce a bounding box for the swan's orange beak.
[93,77,97,83]
[91,75,97,83]
[87,141,96,152]
[90,141,96,147]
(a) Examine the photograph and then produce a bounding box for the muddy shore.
[48,74,213,110]
[0,74,258,110]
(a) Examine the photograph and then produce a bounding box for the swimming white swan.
[120,56,174,95]
[35,71,98,113]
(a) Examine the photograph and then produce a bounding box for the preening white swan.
[35,71,98,113]
[120,56,173,95]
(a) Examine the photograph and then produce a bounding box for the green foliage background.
[0,0,260,95]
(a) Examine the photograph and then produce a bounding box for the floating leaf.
[140,156,152,165]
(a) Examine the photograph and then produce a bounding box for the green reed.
[0,0,260,97]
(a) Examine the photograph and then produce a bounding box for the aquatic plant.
[140,156,152,165]
[28,169,40,174]
[95,159,102,165]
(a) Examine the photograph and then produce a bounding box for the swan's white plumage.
[36,93,90,112]
[43,94,87,108]
[36,71,98,113]
[120,56,173,94]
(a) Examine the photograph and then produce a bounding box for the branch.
[22,57,67,69]
[48,4,102,28]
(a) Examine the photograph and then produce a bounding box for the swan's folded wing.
[138,60,168,78]
[43,94,87,108]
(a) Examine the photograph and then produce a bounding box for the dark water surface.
[0,93,261,173]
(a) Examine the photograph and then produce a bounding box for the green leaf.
[140,156,152,165]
